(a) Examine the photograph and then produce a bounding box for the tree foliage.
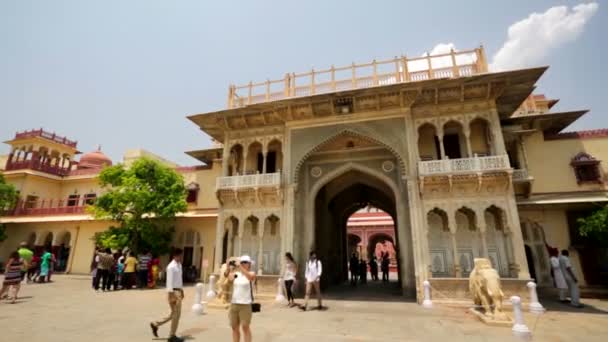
[92,158,187,254]
[577,204,608,246]
[0,174,18,242]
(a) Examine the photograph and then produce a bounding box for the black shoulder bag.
[250,281,261,313]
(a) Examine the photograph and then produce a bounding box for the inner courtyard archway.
[312,168,409,294]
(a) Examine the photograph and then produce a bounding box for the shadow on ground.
[321,280,415,302]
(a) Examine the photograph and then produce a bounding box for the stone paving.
[1,275,607,341]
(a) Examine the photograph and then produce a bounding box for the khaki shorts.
[229,304,252,327]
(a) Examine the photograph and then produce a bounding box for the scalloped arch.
[293,128,407,182]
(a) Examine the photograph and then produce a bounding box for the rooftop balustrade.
[14,129,78,148]
[227,47,488,109]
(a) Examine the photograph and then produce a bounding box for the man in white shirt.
[150,248,184,342]
[559,249,583,308]
[301,251,323,311]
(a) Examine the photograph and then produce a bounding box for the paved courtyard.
[1,275,607,342]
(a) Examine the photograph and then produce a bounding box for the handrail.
[227,46,488,108]
[14,128,78,148]
[216,172,281,190]
[418,155,510,176]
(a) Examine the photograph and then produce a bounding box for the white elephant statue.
[469,258,507,320]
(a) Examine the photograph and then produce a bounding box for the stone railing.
[227,46,488,109]
[14,128,78,148]
[512,169,531,181]
[216,172,281,190]
[418,155,510,176]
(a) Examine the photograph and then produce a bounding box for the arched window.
[571,152,602,184]
[186,183,200,203]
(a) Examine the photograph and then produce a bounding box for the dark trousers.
[350,271,358,286]
[285,280,295,302]
[124,272,136,289]
[138,270,148,288]
[382,270,388,282]
[95,269,111,290]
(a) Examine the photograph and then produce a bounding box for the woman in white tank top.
[229,255,256,342]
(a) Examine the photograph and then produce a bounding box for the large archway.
[312,168,409,295]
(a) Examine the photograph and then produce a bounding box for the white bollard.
[206,275,217,299]
[511,296,531,338]
[192,283,205,315]
[527,281,545,314]
[275,277,286,303]
[422,280,433,308]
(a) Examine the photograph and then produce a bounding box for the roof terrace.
[227,46,488,109]
[13,129,78,148]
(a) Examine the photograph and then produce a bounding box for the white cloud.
[490,2,598,71]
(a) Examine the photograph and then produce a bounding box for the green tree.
[577,204,608,246]
[0,174,18,243]
[92,158,188,254]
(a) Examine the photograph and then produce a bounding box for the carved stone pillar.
[257,223,264,274]
[213,212,225,273]
[479,229,489,258]
[222,142,230,176]
[506,206,531,279]
[464,130,473,158]
[438,136,446,160]
[450,231,461,277]
[262,152,268,174]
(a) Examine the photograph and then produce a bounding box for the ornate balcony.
[215,172,283,207]
[216,172,281,191]
[512,168,534,197]
[2,198,90,217]
[5,159,71,177]
[418,155,511,176]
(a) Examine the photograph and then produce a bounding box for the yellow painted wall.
[0,217,218,276]
[180,163,221,209]
[59,178,102,199]
[19,174,62,201]
[174,216,218,276]
[0,155,7,171]
[524,132,608,193]
[519,209,586,285]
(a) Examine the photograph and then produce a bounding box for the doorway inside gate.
[314,169,403,298]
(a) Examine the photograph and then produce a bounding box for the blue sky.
[1,1,605,165]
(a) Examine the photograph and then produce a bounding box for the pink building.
[347,207,397,271]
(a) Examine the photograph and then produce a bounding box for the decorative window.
[186,182,200,203]
[571,152,603,184]
[67,194,80,207]
[84,193,97,205]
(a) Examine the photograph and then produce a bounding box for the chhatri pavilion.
[1,46,607,302]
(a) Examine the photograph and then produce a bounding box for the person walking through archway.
[349,253,359,286]
[369,255,379,281]
[359,259,367,284]
[381,252,390,283]
[301,251,322,311]
[150,248,184,342]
